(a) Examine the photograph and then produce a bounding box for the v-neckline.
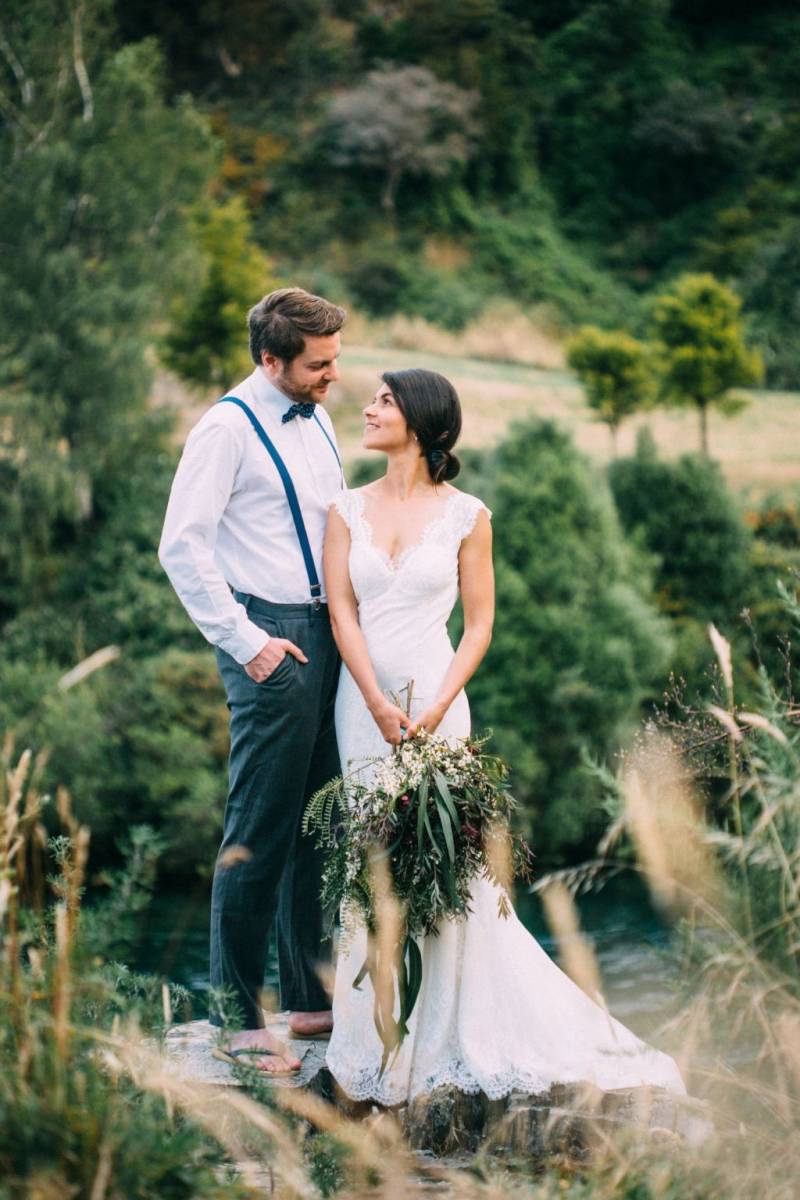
[354,489,458,573]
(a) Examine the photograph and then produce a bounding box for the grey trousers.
[209,594,341,1029]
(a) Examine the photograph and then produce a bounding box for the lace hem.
[325,1056,680,1106]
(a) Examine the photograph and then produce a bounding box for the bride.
[322,367,685,1105]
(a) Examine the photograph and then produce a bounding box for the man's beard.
[276,366,322,405]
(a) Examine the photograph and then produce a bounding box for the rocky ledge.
[164,1018,711,1159]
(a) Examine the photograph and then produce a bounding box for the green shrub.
[747,491,800,550]
[3,650,228,876]
[458,420,672,859]
[342,242,482,330]
[466,198,640,329]
[608,433,753,626]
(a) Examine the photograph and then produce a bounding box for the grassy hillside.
[156,344,800,498]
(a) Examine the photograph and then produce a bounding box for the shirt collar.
[248,366,293,411]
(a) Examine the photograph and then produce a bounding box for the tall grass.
[2,609,800,1197]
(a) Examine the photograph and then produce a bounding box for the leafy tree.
[630,79,745,215]
[536,0,683,235]
[325,65,480,219]
[650,273,762,456]
[355,0,541,199]
[0,0,215,624]
[162,196,273,388]
[567,326,654,453]
[608,430,753,625]
[459,420,672,859]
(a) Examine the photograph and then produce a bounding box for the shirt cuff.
[222,623,271,666]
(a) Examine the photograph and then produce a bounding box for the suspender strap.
[218,396,322,600]
[313,411,344,483]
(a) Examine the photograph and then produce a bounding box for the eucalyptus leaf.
[435,795,456,863]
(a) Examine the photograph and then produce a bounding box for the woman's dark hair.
[381,368,462,484]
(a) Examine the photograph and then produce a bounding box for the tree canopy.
[650,273,763,455]
[567,327,654,452]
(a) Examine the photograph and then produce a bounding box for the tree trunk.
[382,164,401,227]
[698,401,709,457]
[609,422,618,458]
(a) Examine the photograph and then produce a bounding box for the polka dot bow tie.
[282,402,316,423]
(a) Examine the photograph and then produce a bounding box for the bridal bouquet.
[303,730,533,1068]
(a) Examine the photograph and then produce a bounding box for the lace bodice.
[332,488,489,722]
[333,485,488,598]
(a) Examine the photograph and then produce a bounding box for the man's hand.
[244,638,308,683]
[368,697,411,746]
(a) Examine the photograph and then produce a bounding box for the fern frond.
[303,776,345,839]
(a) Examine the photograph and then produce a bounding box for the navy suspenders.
[218,396,341,604]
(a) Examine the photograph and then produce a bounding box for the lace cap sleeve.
[456,492,492,541]
[330,489,353,528]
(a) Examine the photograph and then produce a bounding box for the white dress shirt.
[159,367,344,664]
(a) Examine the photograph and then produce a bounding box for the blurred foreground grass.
[2,605,800,1197]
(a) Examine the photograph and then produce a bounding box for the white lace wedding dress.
[326,486,686,1105]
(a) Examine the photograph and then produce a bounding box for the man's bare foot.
[220,1026,302,1073]
[288,1009,333,1038]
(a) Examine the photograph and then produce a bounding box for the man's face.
[263,333,341,404]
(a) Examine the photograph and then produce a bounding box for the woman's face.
[362,383,414,453]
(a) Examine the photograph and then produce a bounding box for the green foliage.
[15,651,229,874]
[567,326,655,447]
[162,196,273,387]
[608,432,753,625]
[536,0,685,236]
[748,491,800,551]
[650,273,763,454]
[466,198,640,328]
[325,65,480,218]
[114,0,800,379]
[649,598,800,1000]
[741,492,800,692]
[304,1132,351,1197]
[0,1,215,623]
[0,754,241,1199]
[461,421,673,859]
[341,242,483,329]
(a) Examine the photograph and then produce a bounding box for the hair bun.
[425,446,460,483]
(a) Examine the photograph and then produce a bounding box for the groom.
[159,287,346,1072]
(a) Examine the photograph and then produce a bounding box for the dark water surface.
[136,873,682,1040]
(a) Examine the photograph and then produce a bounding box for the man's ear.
[261,351,280,371]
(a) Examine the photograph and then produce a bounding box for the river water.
[137,872,683,1043]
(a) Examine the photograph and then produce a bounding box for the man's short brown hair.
[248,287,346,365]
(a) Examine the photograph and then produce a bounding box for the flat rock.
[163,1015,329,1089]
[404,1082,713,1158]
[162,1020,712,1166]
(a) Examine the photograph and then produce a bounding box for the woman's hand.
[408,701,448,738]
[369,697,411,746]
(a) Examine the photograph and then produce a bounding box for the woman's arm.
[408,508,494,737]
[324,506,410,746]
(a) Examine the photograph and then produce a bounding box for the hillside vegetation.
[119,0,800,386]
